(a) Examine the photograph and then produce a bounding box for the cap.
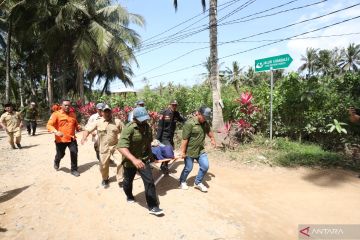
[198,106,212,121]
[170,100,178,105]
[96,103,105,110]
[30,102,36,105]
[133,107,150,122]
[136,100,145,106]
[102,104,112,111]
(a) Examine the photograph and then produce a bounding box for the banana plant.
[326,119,348,134]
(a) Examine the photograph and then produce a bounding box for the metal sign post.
[255,54,293,140]
[270,67,273,140]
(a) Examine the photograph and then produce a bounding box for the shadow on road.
[0,185,31,203]
[21,144,39,149]
[302,169,356,187]
[78,161,98,174]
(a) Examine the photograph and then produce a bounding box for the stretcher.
[152,156,182,186]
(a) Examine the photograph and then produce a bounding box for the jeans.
[26,120,37,135]
[179,153,209,185]
[54,140,78,171]
[122,162,159,209]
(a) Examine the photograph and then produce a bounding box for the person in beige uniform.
[81,105,123,188]
[0,103,23,149]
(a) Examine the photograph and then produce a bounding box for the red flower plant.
[240,92,253,105]
[237,119,251,129]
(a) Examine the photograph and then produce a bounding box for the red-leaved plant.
[220,92,259,148]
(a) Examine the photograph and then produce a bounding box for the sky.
[109,0,360,91]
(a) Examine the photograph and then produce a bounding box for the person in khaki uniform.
[0,103,23,149]
[85,102,104,161]
[81,105,123,188]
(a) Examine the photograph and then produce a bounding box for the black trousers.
[26,120,37,135]
[54,140,78,171]
[123,163,159,209]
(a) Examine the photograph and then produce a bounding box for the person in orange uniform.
[47,100,81,177]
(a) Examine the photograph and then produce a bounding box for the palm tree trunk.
[30,78,36,97]
[5,19,12,102]
[234,81,239,94]
[47,61,54,107]
[101,78,110,95]
[77,63,85,103]
[19,72,24,108]
[209,0,224,132]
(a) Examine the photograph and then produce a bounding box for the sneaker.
[71,170,80,177]
[148,207,164,216]
[11,145,16,149]
[16,143,22,149]
[179,182,189,190]
[118,181,123,188]
[127,197,135,203]
[102,179,109,188]
[54,162,59,170]
[194,182,208,192]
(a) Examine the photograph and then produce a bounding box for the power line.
[221,16,360,60]
[219,3,360,45]
[169,32,360,44]
[133,32,360,78]
[134,15,360,82]
[134,4,359,77]
[219,0,327,26]
[137,0,326,48]
[142,0,308,47]
[140,0,242,45]
[134,0,325,56]
[217,0,257,23]
[140,0,244,49]
[134,1,254,57]
[137,0,265,53]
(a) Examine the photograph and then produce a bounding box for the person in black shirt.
[156,100,186,172]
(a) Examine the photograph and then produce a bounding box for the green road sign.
[255,54,293,72]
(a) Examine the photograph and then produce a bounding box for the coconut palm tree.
[174,0,224,131]
[316,49,332,76]
[298,47,318,77]
[224,61,245,93]
[55,0,144,102]
[1,0,26,102]
[338,43,360,71]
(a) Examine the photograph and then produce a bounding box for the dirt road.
[1,127,360,240]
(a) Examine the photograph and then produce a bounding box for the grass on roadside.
[218,135,359,170]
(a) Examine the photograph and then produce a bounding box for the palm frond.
[88,20,113,55]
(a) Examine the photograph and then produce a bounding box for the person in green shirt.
[21,102,39,136]
[118,107,164,216]
[179,106,216,193]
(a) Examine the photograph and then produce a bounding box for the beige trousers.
[99,148,123,182]
[7,129,21,147]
